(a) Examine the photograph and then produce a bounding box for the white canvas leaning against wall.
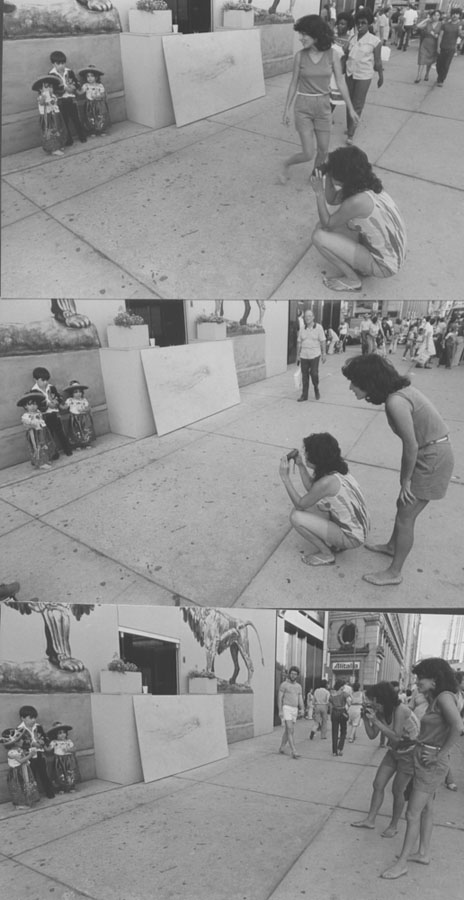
[133,695,229,782]
[140,340,240,435]
[162,30,265,127]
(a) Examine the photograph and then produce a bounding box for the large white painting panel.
[133,695,229,782]
[140,341,240,435]
[162,30,265,127]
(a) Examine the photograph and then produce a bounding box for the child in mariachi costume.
[63,381,96,448]
[17,392,56,469]
[47,722,80,793]
[49,51,87,146]
[31,75,66,157]
[16,705,55,799]
[31,367,73,458]
[78,65,111,137]
[1,728,40,810]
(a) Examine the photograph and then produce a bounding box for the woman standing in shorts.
[382,659,463,879]
[280,15,359,182]
[342,354,454,586]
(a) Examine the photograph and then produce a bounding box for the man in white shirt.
[398,4,418,51]
[296,309,326,401]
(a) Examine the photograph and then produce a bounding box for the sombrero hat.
[32,75,62,93]
[47,722,72,741]
[63,382,88,397]
[17,391,45,409]
[78,65,104,79]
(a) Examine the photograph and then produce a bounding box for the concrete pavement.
[1,46,464,300]
[1,348,463,608]
[1,720,463,900]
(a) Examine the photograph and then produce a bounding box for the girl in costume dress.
[63,381,96,449]
[1,728,40,810]
[17,392,56,469]
[31,75,66,157]
[78,66,110,137]
[47,722,80,793]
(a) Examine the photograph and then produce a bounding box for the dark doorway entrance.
[125,300,186,347]
[119,630,179,695]
[167,0,211,33]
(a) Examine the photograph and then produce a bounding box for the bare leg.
[290,509,342,562]
[311,226,378,290]
[363,498,429,586]
[409,796,433,863]
[280,720,299,757]
[381,788,430,879]
[381,770,411,837]
[352,761,395,828]
[279,126,315,183]
[314,129,330,171]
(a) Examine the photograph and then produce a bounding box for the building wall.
[326,612,406,688]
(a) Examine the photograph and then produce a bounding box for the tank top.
[298,48,333,95]
[315,472,370,542]
[418,692,459,748]
[386,385,449,448]
[347,190,407,275]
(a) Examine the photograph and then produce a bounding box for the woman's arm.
[295,454,314,492]
[435,693,464,759]
[384,394,419,504]
[362,709,380,739]
[332,53,360,125]
[311,178,374,230]
[279,457,338,510]
[282,52,301,125]
[373,43,384,88]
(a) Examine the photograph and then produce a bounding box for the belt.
[296,91,330,97]
[419,435,449,450]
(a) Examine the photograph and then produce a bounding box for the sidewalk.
[1,350,463,608]
[1,722,463,900]
[1,47,463,300]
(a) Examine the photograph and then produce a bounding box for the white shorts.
[282,705,298,723]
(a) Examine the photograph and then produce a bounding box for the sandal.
[322,275,362,293]
[302,554,335,567]
[446,782,458,791]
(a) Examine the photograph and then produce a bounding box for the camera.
[287,448,299,462]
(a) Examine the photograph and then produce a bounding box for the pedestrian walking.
[397,3,417,51]
[414,11,442,82]
[278,667,305,759]
[342,354,454,586]
[347,682,364,742]
[436,9,463,86]
[310,146,407,292]
[344,8,384,145]
[279,432,370,567]
[329,681,351,756]
[280,16,359,182]
[295,308,326,401]
[351,681,420,837]
[381,659,464,879]
[312,680,330,739]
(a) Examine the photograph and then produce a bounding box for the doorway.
[167,0,211,33]
[119,629,179,695]
[125,300,186,347]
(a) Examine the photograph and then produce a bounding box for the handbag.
[293,366,302,392]
[381,46,391,63]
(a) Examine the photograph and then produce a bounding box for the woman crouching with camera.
[351,681,420,838]
[381,659,464,879]
[279,432,369,567]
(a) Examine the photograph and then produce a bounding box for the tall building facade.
[442,615,464,669]
[325,612,419,689]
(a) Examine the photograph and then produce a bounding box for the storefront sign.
[333,661,360,670]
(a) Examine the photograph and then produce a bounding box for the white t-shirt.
[346,32,381,80]
[403,8,418,27]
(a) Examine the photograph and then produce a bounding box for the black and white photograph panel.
[2,1,463,300]
[1,299,463,606]
[1,604,463,899]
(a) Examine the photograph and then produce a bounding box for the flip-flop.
[302,554,335,567]
[362,573,403,586]
[351,821,375,829]
[446,782,458,791]
[322,276,362,293]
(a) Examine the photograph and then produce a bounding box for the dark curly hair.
[303,432,348,480]
[354,6,374,25]
[341,354,410,405]
[324,146,383,200]
[365,681,400,723]
[294,15,334,51]
[413,658,459,697]
[336,11,354,29]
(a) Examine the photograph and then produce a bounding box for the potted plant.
[223,1,254,30]
[107,308,150,349]
[129,0,173,34]
[100,654,143,694]
[196,313,227,342]
[188,668,218,694]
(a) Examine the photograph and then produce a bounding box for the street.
[0,719,463,900]
[0,347,462,607]
[1,47,463,300]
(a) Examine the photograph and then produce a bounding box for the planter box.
[223,10,254,29]
[129,9,173,34]
[188,677,218,694]
[196,322,227,341]
[107,324,150,349]
[100,670,143,694]
[231,332,266,386]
